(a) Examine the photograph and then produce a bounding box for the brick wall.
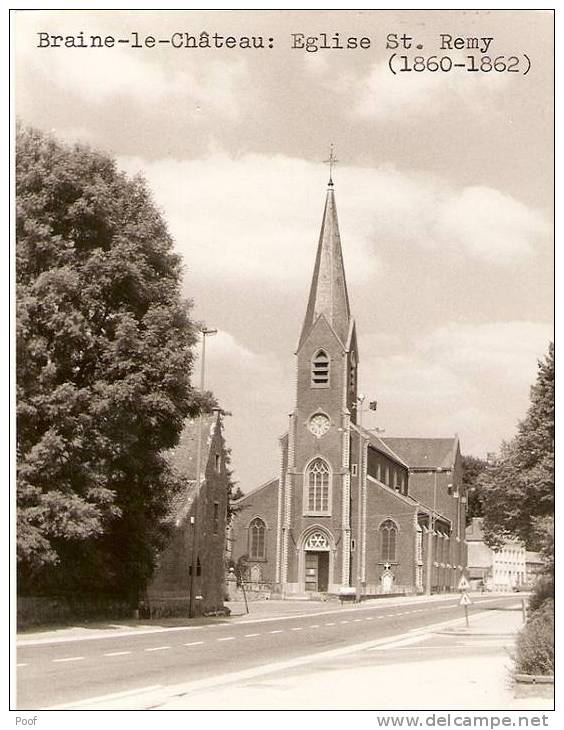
[146,418,229,616]
[229,480,280,586]
[364,479,418,593]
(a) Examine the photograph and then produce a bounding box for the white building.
[466,518,527,590]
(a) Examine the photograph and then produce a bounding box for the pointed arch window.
[311,349,330,387]
[380,519,398,563]
[249,518,266,560]
[307,458,330,513]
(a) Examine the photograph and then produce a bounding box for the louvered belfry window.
[308,458,330,512]
[311,350,329,386]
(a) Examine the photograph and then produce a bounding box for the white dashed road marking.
[244,633,260,638]
[291,627,304,631]
[269,630,284,634]
[17,663,28,667]
[310,624,320,628]
[53,656,84,663]
[217,637,236,642]
[184,641,204,646]
[104,651,131,657]
[325,622,336,626]
[145,646,170,652]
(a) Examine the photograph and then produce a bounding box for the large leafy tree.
[17,125,202,600]
[461,454,489,524]
[481,343,554,552]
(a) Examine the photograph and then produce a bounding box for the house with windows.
[145,410,230,615]
[466,517,541,591]
[229,178,466,598]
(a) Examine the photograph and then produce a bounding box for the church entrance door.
[305,551,329,592]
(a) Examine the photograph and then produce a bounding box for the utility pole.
[188,512,197,618]
[188,327,217,618]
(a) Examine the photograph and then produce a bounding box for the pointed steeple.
[298,184,351,350]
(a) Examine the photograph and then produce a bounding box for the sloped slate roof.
[298,187,351,350]
[169,412,218,479]
[353,424,409,468]
[166,480,198,526]
[381,437,457,470]
[165,412,219,524]
[235,477,279,502]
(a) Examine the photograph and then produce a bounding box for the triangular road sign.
[457,575,470,591]
[459,592,472,606]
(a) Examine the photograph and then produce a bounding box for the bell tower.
[278,166,359,594]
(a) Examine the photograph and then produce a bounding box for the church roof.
[354,425,409,468]
[298,186,351,350]
[234,477,279,502]
[166,481,198,526]
[381,437,458,470]
[165,411,221,524]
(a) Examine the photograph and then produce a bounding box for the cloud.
[435,186,550,263]
[360,321,553,456]
[117,153,550,289]
[354,58,508,121]
[194,331,291,488]
[118,153,382,287]
[14,14,247,117]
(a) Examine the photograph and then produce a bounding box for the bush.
[514,598,554,676]
[528,575,554,614]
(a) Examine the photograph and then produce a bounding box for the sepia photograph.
[10,6,555,719]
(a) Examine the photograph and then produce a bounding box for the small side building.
[145,410,230,616]
[466,517,527,591]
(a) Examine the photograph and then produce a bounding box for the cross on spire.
[324,143,338,187]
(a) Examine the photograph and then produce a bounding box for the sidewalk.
[17,592,492,646]
[155,606,554,711]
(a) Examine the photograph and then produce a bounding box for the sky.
[13,9,554,491]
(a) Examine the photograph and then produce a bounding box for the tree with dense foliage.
[481,342,554,552]
[17,125,204,601]
[461,454,489,523]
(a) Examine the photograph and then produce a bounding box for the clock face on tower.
[308,413,330,437]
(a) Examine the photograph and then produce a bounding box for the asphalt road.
[16,594,517,709]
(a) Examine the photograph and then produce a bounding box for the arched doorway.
[299,528,334,593]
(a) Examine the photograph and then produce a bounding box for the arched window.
[380,519,398,562]
[249,518,266,560]
[311,349,329,387]
[307,458,330,513]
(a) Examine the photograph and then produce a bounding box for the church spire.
[298,178,351,350]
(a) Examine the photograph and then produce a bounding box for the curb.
[513,673,554,685]
[435,630,519,638]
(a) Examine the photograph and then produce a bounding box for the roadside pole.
[457,574,471,627]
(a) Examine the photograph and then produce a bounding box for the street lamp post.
[188,327,217,619]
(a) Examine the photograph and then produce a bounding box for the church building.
[230,176,467,598]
